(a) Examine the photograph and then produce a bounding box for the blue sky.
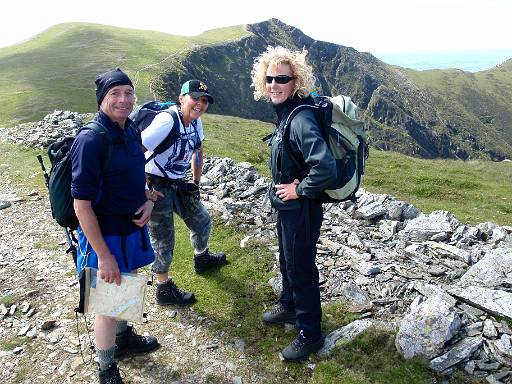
[1,0,511,54]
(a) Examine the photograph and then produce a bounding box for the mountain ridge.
[0,19,510,160]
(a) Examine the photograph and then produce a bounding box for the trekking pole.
[37,154,79,265]
[36,155,49,188]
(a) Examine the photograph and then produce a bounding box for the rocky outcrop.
[3,110,94,149]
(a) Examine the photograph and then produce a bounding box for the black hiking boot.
[99,362,123,384]
[262,303,296,324]
[114,325,159,358]
[194,248,227,274]
[281,336,325,362]
[155,279,196,306]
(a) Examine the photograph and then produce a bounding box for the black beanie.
[95,68,134,106]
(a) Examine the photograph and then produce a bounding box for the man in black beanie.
[70,68,159,384]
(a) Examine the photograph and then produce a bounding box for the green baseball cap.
[180,80,214,104]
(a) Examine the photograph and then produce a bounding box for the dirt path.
[0,177,257,384]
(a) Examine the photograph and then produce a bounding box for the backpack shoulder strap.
[280,104,319,175]
[145,109,181,165]
[80,121,114,172]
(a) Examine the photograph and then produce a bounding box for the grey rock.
[13,346,23,355]
[495,335,512,358]
[414,282,457,307]
[386,200,405,221]
[459,248,512,288]
[476,360,501,371]
[401,211,459,243]
[317,319,373,357]
[17,324,30,336]
[234,338,245,353]
[379,220,400,239]
[268,275,282,297]
[401,204,421,221]
[340,281,372,306]
[0,201,11,210]
[449,286,512,319]
[483,319,499,339]
[465,360,476,374]
[396,295,461,360]
[353,201,387,220]
[430,337,483,372]
[353,261,381,276]
[425,241,471,264]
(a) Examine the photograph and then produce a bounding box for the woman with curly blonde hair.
[251,46,336,361]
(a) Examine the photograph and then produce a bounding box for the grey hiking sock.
[116,320,128,335]
[97,345,116,371]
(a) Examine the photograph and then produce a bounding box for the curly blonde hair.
[251,46,316,101]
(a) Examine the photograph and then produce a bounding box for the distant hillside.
[154,19,512,160]
[0,20,511,160]
[0,22,249,125]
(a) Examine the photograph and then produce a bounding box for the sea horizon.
[373,49,512,72]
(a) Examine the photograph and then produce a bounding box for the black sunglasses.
[265,75,296,84]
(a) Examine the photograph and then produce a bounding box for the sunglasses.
[265,75,296,84]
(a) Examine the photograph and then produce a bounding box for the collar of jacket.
[274,94,314,124]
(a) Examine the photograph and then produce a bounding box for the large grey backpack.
[282,95,368,202]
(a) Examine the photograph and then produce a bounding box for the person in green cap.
[142,80,227,306]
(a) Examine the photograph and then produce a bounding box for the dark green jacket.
[269,95,337,210]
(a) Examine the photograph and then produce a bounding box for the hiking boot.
[262,303,296,324]
[114,325,159,358]
[281,336,325,362]
[194,248,227,274]
[99,362,123,384]
[155,279,196,306]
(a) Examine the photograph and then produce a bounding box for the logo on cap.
[199,81,208,91]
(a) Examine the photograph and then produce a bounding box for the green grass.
[0,336,26,351]
[33,237,60,250]
[0,142,46,194]
[202,113,272,174]
[0,294,18,307]
[363,150,512,225]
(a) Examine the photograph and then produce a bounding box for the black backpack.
[281,95,368,203]
[129,101,199,159]
[47,122,114,230]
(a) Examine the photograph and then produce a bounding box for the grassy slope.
[201,114,512,226]
[399,64,512,154]
[0,22,249,126]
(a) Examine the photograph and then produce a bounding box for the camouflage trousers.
[148,181,211,274]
